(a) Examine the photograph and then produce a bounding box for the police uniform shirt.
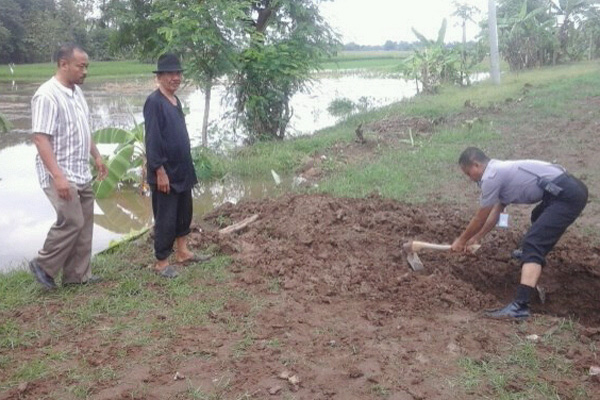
[479,159,564,207]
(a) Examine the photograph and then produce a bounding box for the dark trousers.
[151,188,193,261]
[521,174,588,266]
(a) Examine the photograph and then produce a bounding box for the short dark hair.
[459,147,490,167]
[54,44,86,66]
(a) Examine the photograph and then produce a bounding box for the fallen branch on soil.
[219,214,259,235]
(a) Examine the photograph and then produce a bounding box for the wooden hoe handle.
[408,240,481,253]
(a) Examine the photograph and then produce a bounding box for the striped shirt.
[31,77,92,188]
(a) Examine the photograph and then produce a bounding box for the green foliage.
[491,0,595,70]
[234,0,340,141]
[191,147,226,182]
[327,98,356,118]
[92,125,146,199]
[400,19,463,94]
[150,0,247,146]
[0,112,12,133]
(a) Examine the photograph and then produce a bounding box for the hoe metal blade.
[405,251,424,271]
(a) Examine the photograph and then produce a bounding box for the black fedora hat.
[153,53,184,73]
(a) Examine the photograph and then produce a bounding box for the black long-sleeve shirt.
[143,89,197,192]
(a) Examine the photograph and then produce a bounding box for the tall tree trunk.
[202,82,212,148]
[461,20,468,85]
[488,0,501,85]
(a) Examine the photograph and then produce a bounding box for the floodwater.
[0,72,419,272]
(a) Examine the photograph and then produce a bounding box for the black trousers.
[151,188,193,261]
[521,174,588,266]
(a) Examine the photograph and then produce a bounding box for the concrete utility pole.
[488,0,501,84]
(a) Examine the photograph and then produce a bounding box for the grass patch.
[0,269,42,311]
[317,122,497,201]
[455,322,591,399]
[0,239,246,394]
[0,60,154,83]
[319,50,409,73]
[211,61,600,186]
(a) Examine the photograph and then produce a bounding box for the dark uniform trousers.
[521,173,588,266]
[151,187,193,261]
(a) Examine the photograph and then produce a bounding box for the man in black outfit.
[144,53,209,278]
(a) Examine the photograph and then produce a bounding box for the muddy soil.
[4,192,598,400]
[198,194,600,326]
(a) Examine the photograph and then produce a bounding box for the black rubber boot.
[484,301,530,320]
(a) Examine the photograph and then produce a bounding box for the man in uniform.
[29,44,107,289]
[451,147,588,319]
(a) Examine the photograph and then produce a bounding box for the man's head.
[458,147,490,182]
[153,53,183,95]
[54,44,89,87]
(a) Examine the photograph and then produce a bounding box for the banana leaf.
[0,113,13,133]
[93,144,135,199]
[132,123,145,144]
[93,127,135,145]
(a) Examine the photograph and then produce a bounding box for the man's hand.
[53,174,72,201]
[465,237,481,253]
[451,237,467,252]
[95,156,108,181]
[156,167,170,194]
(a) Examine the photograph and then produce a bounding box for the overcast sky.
[319,0,490,45]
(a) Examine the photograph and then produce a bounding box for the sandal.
[177,253,212,265]
[156,265,179,278]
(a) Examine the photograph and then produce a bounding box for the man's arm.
[90,141,107,181]
[466,203,505,246]
[32,133,71,201]
[143,96,170,193]
[451,205,494,252]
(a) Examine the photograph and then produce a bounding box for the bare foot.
[153,259,170,272]
[175,251,194,264]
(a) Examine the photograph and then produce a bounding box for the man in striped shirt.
[29,44,107,289]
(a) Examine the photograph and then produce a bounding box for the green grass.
[455,319,593,399]
[221,61,600,200]
[0,60,154,82]
[1,51,406,83]
[457,344,584,399]
[0,240,251,394]
[319,50,409,72]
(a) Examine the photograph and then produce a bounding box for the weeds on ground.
[0,236,261,397]
[455,318,593,399]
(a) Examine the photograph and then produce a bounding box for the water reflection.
[0,141,282,272]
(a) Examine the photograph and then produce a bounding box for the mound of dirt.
[193,194,600,325]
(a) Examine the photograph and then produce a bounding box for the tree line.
[398,0,600,94]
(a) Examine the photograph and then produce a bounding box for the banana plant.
[0,112,13,133]
[400,19,462,94]
[92,123,147,199]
